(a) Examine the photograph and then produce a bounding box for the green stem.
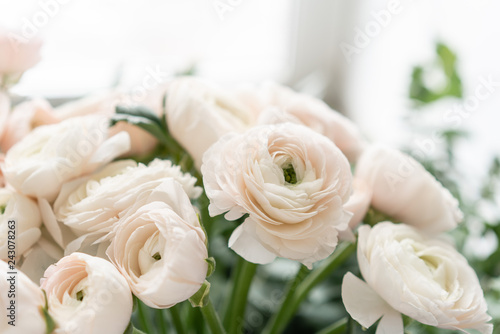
[169,304,186,334]
[200,298,227,334]
[156,309,167,334]
[261,265,310,334]
[316,318,348,334]
[223,258,258,333]
[136,300,152,334]
[263,242,356,334]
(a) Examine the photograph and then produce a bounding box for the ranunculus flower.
[51,159,201,254]
[106,179,208,308]
[239,82,367,162]
[0,29,41,80]
[41,252,133,334]
[0,260,46,334]
[1,115,131,202]
[0,188,42,259]
[342,222,492,334]
[166,77,256,169]
[0,98,58,152]
[355,145,463,233]
[202,123,353,268]
[55,92,160,158]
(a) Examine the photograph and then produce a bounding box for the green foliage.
[409,42,463,105]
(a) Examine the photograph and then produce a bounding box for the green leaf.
[123,321,147,334]
[205,257,216,278]
[110,114,170,147]
[41,290,57,334]
[409,42,463,105]
[189,280,211,308]
[115,105,164,128]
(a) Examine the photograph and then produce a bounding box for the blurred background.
[1,0,499,158]
[2,0,500,332]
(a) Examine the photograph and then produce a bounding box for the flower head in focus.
[342,222,492,334]
[106,179,208,308]
[202,123,353,268]
[41,252,133,334]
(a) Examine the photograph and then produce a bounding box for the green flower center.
[76,290,84,301]
[283,164,298,184]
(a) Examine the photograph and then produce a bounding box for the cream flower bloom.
[2,116,131,202]
[355,145,463,233]
[342,222,492,334]
[0,29,41,77]
[238,82,367,162]
[51,159,201,254]
[202,123,353,268]
[0,98,58,152]
[106,179,208,308]
[41,252,132,334]
[166,77,256,169]
[0,260,46,334]
[55,91,160,157]
[0,188,42,259]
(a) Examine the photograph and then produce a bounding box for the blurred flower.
[342,178,372,233]
[202,123,353,268]
[55,92,159,157]
[166,77,256,169]
[0,260,46,334]
[41,252,132,334]
[0,98,58,152]
[0,29,41,86]
[1,115,131,202]
[52,159,201,255]
[0,188,42,259]
[342,222,492,334]
[239,82,367,162]
[106,179,208,308]
[355,144,462,233]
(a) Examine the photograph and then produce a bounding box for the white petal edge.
[228,222,276,265]
[342,272,402,332]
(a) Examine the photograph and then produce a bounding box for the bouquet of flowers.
[0,31,495,334]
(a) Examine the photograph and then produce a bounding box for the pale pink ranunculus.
[202,123,353,268]
[0,260,46,334]
[0,29,41,77]
[239,82,367,162]
[166,77,257,169]
[342,222,492,334]
[41,252,133,334]
[106,179,208,308]
[355,144,462,233]
[0,98,58,152]
[2,115,131,202]
[50,159,201,255]
[55,91,159,158]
